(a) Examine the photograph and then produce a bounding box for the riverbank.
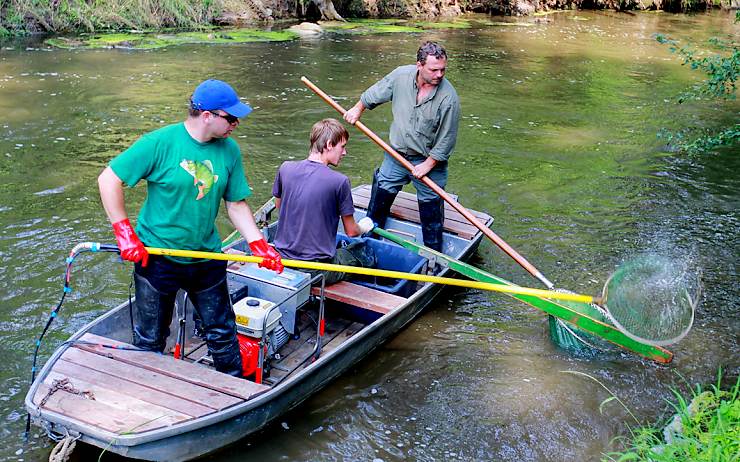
[1,0,736,36]
[605,373,739,462]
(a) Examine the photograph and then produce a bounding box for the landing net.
[603,254,700,346]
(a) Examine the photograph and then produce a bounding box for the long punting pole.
[300,76,555,289]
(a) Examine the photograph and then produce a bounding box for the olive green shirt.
[360,64,460,162]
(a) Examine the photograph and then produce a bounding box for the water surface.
[1,10,738,461]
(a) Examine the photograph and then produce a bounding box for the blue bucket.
[336,234,427,297]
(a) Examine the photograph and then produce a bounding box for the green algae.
[410,20,471,29]
[168,29,298,44]
[345,18,407,25]
[45,28,298,50]
[473,19,536,27]
[46,33,169,50]
[362,24,422,33]
[43,17,536,48]
[317,21,363,30]
[321,19,421,34]
[533,10,571,16]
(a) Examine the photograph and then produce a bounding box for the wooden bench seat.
[311,281,406,314]
[351,185,492,240]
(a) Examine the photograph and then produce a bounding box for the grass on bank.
[0,0,223,35]
[601,371,738,462]
[563,370,739,462]
[604,373,740,462]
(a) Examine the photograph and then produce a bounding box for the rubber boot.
[418,198,445,252]
[190,278,243,377]
[132,272,176,352]
[366,169,398,231]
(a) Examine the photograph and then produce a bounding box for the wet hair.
[417,41,447,65]
[310,118,349,153]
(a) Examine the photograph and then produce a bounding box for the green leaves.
[656,34,739,154]
[677,39,739,102]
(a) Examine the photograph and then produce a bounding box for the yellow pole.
[145,247,600,304]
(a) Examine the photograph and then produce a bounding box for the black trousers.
[133,255,242,377]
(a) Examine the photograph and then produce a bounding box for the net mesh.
[549,315,616,356]
[603,254,700,346]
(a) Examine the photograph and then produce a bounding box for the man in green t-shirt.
[98,79,283,378]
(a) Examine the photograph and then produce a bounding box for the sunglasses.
[208,111,239,125]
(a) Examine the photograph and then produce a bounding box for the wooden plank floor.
[351,185,492,240]
[320,322,364,356]
[265,311,358,385]
[77,334,267,400]
[33,333,269,435]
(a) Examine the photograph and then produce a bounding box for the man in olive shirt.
[344,41,460,252]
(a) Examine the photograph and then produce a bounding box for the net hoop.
[601,268,700,347]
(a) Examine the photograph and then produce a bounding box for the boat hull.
[26,188,488,461]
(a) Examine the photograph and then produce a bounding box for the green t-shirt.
[110,123,252,255]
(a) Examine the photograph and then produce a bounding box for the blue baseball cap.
[191,79,253,118]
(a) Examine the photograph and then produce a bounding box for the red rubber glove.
[112,218,149,267]
[249,238,283,273]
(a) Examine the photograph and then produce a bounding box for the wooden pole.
[300,76,555,289]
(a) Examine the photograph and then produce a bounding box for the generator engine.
[233,296,289,378]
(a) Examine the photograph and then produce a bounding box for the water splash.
[604,253,701,346]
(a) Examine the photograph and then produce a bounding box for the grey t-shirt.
[272,159,355,261]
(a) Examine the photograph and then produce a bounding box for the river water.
[1,10,737,462]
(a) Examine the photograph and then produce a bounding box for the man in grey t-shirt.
[344,41,461,252]
[272,118,375,284]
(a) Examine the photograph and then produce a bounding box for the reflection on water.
[1,10,738,462]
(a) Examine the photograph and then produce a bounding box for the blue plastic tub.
[335,234,427,297]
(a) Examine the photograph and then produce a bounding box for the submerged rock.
[289,22,323,35]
